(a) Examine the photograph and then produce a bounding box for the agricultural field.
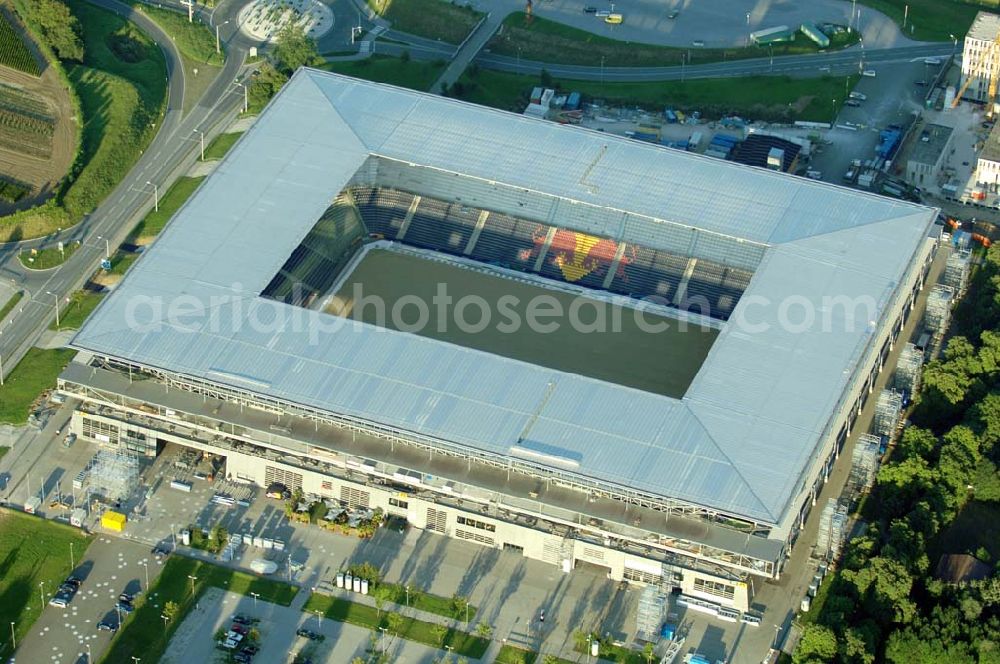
[0,20,75,216]
[0,9,39,75]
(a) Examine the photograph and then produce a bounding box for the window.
[321,481,333,491]
[265,466,303,491]
[426,508,447,533]
[340,485,370,508]
[456,516,495,532]
[82,417,119,445]
[624,567,660,585]
[455,528,495,546]
[693,578,736,601]
[389,497,408,509]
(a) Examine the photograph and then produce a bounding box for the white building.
[60,69,938,614]
[960,12,1000,103]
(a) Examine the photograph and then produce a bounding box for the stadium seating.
[344,186,754,321]
[402,198,479,254]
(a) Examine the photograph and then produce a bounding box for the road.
[0,0,252,382]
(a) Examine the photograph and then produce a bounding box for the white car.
[862,69,876,77]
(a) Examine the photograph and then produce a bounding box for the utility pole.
[194,129,205,161]
[180,0,193,22]
[146,181,158,212]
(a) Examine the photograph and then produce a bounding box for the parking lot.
[10,536,168,664]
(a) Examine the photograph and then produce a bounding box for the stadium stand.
[332,186,755,321]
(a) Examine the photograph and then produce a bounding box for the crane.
[954,33,1000,112]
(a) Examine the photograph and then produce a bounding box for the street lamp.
[250,591,260,610]
[215,20,230,54]
[746,12,750,47]
[315,609,322,628]
[146,181,158,212]
[170,523,176,549]
[235,82,248,114]
[86,643,91,661]
[160,613,169,630]
[405,585,409,608]
[187,574,198,595]
[378,625,387,652]
[45,290,59,327]
[69,541,75,571]
[96,235,110,259]
[9,621,14,650]
[139,560,149,590]
[193,129,205,161]
[131,657,141,664]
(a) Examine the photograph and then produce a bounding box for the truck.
[24,496,41,514]
[877,127,902,159]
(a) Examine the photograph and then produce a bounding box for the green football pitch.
[328,248,718,398]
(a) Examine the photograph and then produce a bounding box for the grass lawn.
[0,510,94,661]
[0,348,75,424]
[126,1,224,65]
[321,55,446,92]
[855,0,981,41]
[376,581,477,621]
[495,644,539,663]
[304,594,489,658]
[489,12,860,68]
[128,176,204,240]
[931,500,1000,562]
[18,241,79,269]
[107,251,139,275]
[366,0,482,44]
[0,447,7,459]
[102,555,299,664]
[0,290,23,322]
[202,131,243,160]
[456,68,858,123]
[61,0,166,221]
[50,290,105,330]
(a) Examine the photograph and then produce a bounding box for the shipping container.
[688,131,702,149]
[101,511,126,532]
[565,92,581,111]
[170,479,193,493]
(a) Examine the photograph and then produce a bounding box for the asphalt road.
[0,0,250,381]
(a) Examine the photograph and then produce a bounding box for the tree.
[451,594,470,621]
[163,600,180,621]
[475,621,492,639]
[273,23,320,74]
[386,611,404,636]
[430,622,448,645]
[793,623,837,663]
[542,655,559,664]
[248,62,289,113]
[373,583,391,620]
[643,642,655,663]
[896,426,937,461]
[539,68,553,87]
[347,562,381,584]
[23,0,83,61]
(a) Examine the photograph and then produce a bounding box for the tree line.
[795,246,1000,663]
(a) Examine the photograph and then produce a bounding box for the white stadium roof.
[71,69,936,529]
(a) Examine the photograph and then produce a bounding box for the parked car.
[667,9,679,18]
[295,628,324,641]
[862,69,876,77]
[914,79,927,86]
[62,433,77,448]
[152,544,171,556]
[119,592,135,603]
[692,39,705,46]
[583,6,597,12]
[844,100,861,107]
[231,623,249,635]
[64,576,82,589]
[97,620,118,632]
[595,9,610,17]
[233,654,251,664]
[115,601,134,614]
[232,614,253,626]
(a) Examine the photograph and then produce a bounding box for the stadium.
[60,69,938,611]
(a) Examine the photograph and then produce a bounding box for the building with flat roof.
[961,12,1000,103]
[907,123,953,187]
[60,69,938,612]
[978,122,1000,187]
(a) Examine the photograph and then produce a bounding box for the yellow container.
[101,511,127,532]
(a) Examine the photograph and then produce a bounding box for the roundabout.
[238,0,334,42]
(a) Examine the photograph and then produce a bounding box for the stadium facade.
[60,70,938,611]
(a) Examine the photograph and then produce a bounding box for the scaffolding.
[924,284,954,335]
[893,343,923,394]
[636,584,668,643]
[848,434,881,494]
[816,498,849,561]
[943,251,970,294]
[874,389,903,437]
[89,448,140,503]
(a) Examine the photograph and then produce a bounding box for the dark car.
[97,620,118,632]
[233,654,251,664]
[583,6,597,12]
[844,99,861,107]
[65,576,82,589]
[152,545,171,556]
[231,623,249,635]
[914,80,927,86]
[119,592,135,603]
[115,601,134,614]
[241,646,259,655]
[667,9,680,18]
[232,614,253,626]
[295,628,324,641]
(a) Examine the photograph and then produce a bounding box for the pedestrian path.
[431,12,504,94]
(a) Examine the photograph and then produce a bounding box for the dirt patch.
[0,9,77,216]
